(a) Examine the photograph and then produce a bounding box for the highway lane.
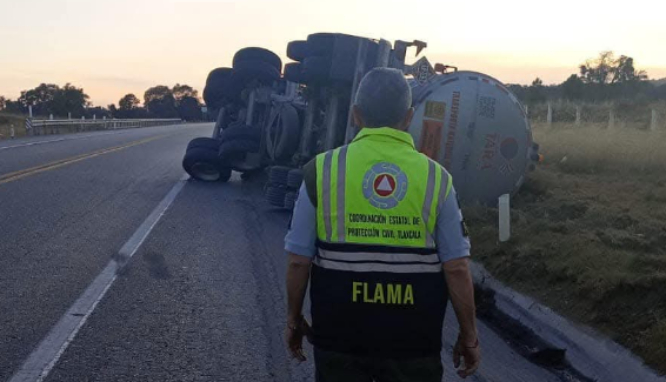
[2,123,579,381]
[0,123,211,381]
[0,125,194,177]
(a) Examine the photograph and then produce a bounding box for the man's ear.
[352,105,365,128]
[399,108,415,131]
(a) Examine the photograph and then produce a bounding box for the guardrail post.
[29,105,33,118]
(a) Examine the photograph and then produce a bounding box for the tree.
[119,94,141,110]
[526,77,547,103]
[52,83,89,117]
[561,74,585,100]
[172,84,198,102]
[0,96,5,111]
[144,86,172,104]
[177,96,202,121]
[580,51,648,84]
[144,85,177,118]
[16,83,89,117]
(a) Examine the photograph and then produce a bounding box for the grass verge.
[465,124,666,374]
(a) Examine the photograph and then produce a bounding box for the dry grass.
[465,123,666,374]
[532,123,666,174]
[0,114,27,140]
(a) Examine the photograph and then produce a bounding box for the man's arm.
[443,258,477,344]
[283,181,317,361]
[435,184,479,377]
[286,253,312,323]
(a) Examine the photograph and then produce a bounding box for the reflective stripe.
[314,257,442,273]
[322,151,334,242]
[318,248,439,264]
[422,160,437,247]
[336,146,348,242]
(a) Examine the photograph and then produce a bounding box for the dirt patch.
[465,156,666,374]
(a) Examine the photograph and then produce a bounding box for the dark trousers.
[314,348,443,382]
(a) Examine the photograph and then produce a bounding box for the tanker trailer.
[184,33,539,206]
[406,61,539,204]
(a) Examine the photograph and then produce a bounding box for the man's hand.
[453,335,481,378]
[286,316,313,362]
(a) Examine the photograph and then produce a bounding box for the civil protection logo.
[362,162,408,209]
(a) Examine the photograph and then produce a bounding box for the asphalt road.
[0,124,578,381]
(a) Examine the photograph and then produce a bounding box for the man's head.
[352,68,414,131]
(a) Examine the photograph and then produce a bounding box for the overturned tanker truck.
[182,33,540,206]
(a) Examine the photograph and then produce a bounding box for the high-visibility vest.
[311,127,452,357]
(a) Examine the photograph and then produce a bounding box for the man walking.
[285,68,480,381]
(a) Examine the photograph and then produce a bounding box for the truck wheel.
[220,124,261,142]
[229,60,281,98]
[219,139,260,162]
[284,63,303,83]
[284,191,298,210]
[287,41,309,62]
[266,186,287,208]
[302,56,332,83]
[183,147,231,182]
[204,68,233,108]
[287,169,304,189]
[306,33,338,56]
[233,47,282,72]
[266,104,300,162]
[187,137,221,150]
[269,166,291,186]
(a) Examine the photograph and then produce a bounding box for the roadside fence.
[527,101,665,131]
[24,118,183,136]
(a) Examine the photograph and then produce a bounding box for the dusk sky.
[1,0,665,107]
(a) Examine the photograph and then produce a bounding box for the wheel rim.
[191,162,220,181]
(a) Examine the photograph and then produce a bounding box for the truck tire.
[233,47,282,72]
[287,169,304,189]
[301,56,332,83]
[204,68,233,108]
[219,139,260,162]
[284,191,298,210]
[284,63,303,83]
[306,33,338,56]
[187,137,221,150]
[287,40,309,62]
[265,186,287,208]
[228,61,281,98]
[265,104,300,162]
[220,124,261,142]
[183,147,231,182]
[269,166,291,186]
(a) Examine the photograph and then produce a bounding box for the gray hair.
[354,68,412,128]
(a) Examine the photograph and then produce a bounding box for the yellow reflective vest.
[309,127,453,357]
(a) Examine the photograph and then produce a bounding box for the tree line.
[509,51,666,105]
[0,83,203,121]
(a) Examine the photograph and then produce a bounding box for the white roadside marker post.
[651,109,658,132]
[499,194,511,242]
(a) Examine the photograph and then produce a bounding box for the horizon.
[1,0,665,107]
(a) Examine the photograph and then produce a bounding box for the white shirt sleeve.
[435,185,471,263]
[284,183,317,258]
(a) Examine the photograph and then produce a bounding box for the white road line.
[8,176,188,382]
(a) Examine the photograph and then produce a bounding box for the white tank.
[408,71,535,204]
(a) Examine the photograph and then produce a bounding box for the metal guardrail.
[26,118,183,136]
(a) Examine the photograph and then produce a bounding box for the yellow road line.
[0,135,167,186]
